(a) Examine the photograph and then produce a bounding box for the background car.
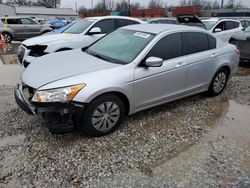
[149,18,177,24]
[46,19,67,29]
[54,20,79,33]
[149,14,206,29]
[0,17,52,43]
[202,18,243,42]
[230,25,250,62]
[15,24,239,136]
[17,16,145,68]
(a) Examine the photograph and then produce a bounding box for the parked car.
[54,20,79,33]
[202,18,243,42]
[15,24,239,136]
[149,14,206,29]
[230,26,250,61]
[17,16,145,68]
[149,18,177,24]
[0,17,52,43]
[46,19,66,29]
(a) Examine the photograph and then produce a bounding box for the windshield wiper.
[86,50,115,63]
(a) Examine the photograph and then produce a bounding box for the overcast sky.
[61,0,250,9]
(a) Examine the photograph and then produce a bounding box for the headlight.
[32,83,85,103]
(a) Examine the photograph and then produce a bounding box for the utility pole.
[128,0,131,16]
[221,0,224,9]
[75,2,78,12]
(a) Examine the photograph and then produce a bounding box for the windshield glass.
[87,29,155,64]
[63,19,95,34]
[245,26,250,32]
[202,20,217,30]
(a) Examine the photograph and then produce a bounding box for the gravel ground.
[0,71,250,187]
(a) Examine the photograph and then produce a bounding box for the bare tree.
[36,0,61,8]
[94,0,106,13]
[212,0,220,9]
[148,0,163,8]
[131,2,140,10]
[5,0,31,6]
[115,0,129,12]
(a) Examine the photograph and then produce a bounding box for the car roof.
[203,18,240,22]
[84,16,145,23]
[122,23,204,34]
[0,16,31,19]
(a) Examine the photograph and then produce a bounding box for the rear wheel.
[75,94,125,137]
[207,68,229,96]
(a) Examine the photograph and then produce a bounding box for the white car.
[202,18,243,42]
[17,16,145,68]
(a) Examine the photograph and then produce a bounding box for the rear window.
[183,32,210,55]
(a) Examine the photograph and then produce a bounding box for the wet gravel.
[0,74,250,187]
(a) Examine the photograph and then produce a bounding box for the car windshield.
[63,19,94,34]
[245,26,250,32]
[86,29,155,64]
[202,20,217,30]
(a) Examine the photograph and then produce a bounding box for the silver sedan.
[15,24,240,136]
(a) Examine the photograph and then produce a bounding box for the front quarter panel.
[39,63,135,114]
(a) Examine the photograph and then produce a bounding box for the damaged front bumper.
[14,84,85,132]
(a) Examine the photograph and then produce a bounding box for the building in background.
[0,3,78,20]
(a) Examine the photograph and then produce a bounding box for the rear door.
[19,18,41,39]
[183,32,217,93]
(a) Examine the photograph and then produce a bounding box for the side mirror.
[88,27,101,35]
[143,57,163,67]
[214,28,222,33]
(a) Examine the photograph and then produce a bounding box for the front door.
[134,33,187,110]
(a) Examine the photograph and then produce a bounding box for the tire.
[75,94,125,137]
[207,68,229,97]
[2,32,12,43]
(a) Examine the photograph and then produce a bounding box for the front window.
[86,29,155,64]
[202,20,217,30]
[63,19,95,34]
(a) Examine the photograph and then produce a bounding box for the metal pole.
[128,0,131,16]
[221,0,224,9]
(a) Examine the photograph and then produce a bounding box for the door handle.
[211,53,217,57]
[176,62,186,67]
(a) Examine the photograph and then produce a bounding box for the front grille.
[17,45,25,63]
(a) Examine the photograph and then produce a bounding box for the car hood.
[21,49,121,89]
[231,31,250,40]
[22,33,81,46]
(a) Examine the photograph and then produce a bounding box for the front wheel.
[207,68,229,96]
[2,32,12,43]
[75,94,125,137]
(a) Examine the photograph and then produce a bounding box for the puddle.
[212,100,250,149]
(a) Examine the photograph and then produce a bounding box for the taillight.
[235,49,240,56]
